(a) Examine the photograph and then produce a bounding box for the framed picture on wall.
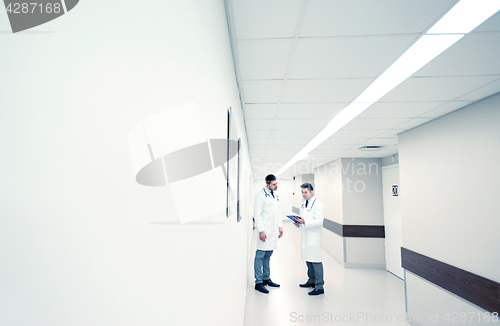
[226,107,239,220]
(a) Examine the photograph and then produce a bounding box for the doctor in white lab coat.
[253,174,283,294]
[294,182,325,295]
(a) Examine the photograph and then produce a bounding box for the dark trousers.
[254,249,273,284]
[306,261,324,290]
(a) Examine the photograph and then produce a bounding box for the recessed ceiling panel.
[375,130,405,138]
[380,76,499,102]
[323,138,369,145]
[420,101,473,117]
[277,103,346,119]
[245,119,274,130]
[343,118,410,130]
[273,119,329,130]
[289,35,417,79]
[329,129,385,138]
[314,143,356,151]
[415,33,500,76]
[394,117,434,130]
[308,148,347,157]
[248,138,270,146]
[362,138,399,146]
[231,0,302,39]
[300,0,457,37]
[244,104,278,119]
[357,101,446,118]
[247,129,272,139]
[272,129,320,139]
[268,138,310,146]
[266,143,305,150]
[250,144,271,150]
[282,78,373,102]
[243,80,283,103]
[473,10,500,32]
[457,78,500,101]
[238,39,293,79]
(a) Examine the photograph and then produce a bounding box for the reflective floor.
[244,221,408,326]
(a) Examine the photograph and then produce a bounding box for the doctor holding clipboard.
[293,183,325,295]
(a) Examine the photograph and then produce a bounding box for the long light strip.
[428,0,500,34]
[353,34,464,104]
[275,0,500,176]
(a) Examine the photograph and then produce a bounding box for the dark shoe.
[255,283,269,294]
[299,282,315,288]
[263,279,280,287]
[308,289,324,295]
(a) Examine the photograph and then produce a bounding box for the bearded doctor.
[253,174,283,294]
[294,183,325,295]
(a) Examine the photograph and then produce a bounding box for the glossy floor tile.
[244,221,408,326]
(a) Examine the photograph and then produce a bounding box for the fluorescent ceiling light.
[354,34,464,103]
[275,102,371,176]
[428,0,500,34]
[276,35,462,176]
[275,0,500,176]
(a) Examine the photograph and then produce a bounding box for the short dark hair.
[300,183,313,192]
[265,174,277,185]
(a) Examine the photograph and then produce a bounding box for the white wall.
[292,175,303,209]
[0,1,250,325]
[399,93,500,323]
[314,159,385,268]
[344,238,385,268]
[278,179,294,220]
[315,161,343,224]
[341,158,384,226]
[341,158,385,268]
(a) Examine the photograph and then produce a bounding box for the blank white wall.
[341,158,384,225]
[315,161,345,265]
[278,179,294,220]
[323,231,345,266]
[399,93,500,283]
[0,1,250,325]
[344,238,385,269]
[315,160,343,223]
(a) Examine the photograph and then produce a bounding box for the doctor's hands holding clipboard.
[293,216,305,227]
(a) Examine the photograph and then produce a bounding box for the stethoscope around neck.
[263,187,278,200]
[302,197,316,211]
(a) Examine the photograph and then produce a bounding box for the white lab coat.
[254,186,282,250]
[299,196,324,262]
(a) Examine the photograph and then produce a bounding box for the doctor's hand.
[295,216,305,225]
[259,231,267,242]
[278,228,283,238]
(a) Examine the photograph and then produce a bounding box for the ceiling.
[225,0,500,178]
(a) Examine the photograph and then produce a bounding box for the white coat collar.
[263,186,277,198]
[302,196,316,208]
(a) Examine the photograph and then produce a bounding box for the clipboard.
[287,215,299,223]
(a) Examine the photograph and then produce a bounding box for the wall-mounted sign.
[392,185,399,196]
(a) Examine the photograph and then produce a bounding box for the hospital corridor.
[1,0,499,325]
[244,221,407,326]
